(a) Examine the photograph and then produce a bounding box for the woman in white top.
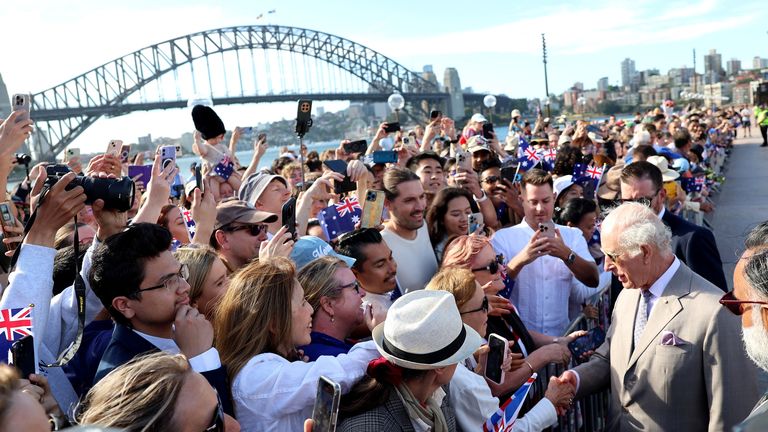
[213,257,379,432]
[426,268,575,431]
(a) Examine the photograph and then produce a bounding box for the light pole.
[387,93,405,123]
[483,94,497,123]
[577,96,586,116]
[542,34,551,119]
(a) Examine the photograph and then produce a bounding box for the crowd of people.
[0,97,766,432]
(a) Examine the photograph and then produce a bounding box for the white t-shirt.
[381,224,438,294]
[491,221,596,336]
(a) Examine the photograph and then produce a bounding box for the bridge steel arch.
[30,25,443,158]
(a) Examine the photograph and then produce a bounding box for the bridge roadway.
[710,134,768,290]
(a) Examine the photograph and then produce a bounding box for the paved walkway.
[709,134,768,289]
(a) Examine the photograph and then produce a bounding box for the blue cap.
[290,236,356,271]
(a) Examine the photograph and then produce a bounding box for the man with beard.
[727,221,768,430]
[380,167,437,293]
[407,152,446,208]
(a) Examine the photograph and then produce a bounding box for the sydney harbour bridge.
[26,25,517,159]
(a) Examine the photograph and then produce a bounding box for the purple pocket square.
[659,331,687,346]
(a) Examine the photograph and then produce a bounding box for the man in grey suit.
[727,221,768,431]
[560,202,758,431]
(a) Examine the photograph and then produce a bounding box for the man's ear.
[640,244,653,264]
[112,296,136,321]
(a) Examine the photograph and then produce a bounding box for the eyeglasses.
[719,290,768,316]
[338,280,361,294]
[616,189,660,207]
[471,254,505,274]
[136,264,189,294]
[204,390,225,431]
[481,175,500,184]
[460,296,489,315]
[600,248,626,263]
[222,223,266,236]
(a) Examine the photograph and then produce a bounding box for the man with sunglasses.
[726,222,768,430]
[210,198,282,274]
[90,223,234,415]
[560,203,756,431]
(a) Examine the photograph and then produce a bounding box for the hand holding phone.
[282,197,297,241]
[0,202,20,252]
[312,376,341,432]
[11,94,31,123]
[106,140,122,157]
[11,335,36,378]
[485,333,509,385]
[343,139,367,154]
[567,327,606,361]
[160,145,176,170]
[538,222,556,239]
[322,160,356,194]
[361,191,385,228]
[383,122,401,133]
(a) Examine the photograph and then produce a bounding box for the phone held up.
[106,140,122,157]
[159,145,176,170]
[343,139,367,155]
[11,335,36,378]
[485,333,509,385]
[383,122,401,133]
[312,376,341,432]
[361,190,385,228]
[568,327,606,361]
[281,197,297,241]
[538,221,555,239]
[322,160,357,195]
[11,94,31,123]
[0,201,20,252]
[296,99,313,137]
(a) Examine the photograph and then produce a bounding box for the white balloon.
[387,93,405,110]
[483,94,497,108]
[187,95,213,108]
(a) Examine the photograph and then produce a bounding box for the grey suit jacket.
[338,386,457,432]
[574,262,759,432]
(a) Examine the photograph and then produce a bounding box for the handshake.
[547,372,578,416]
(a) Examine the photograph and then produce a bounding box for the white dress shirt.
[491,221,595,336]
[133,329,222,372]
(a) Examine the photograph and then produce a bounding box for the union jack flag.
[585,164,604,179]
[335,197,362,217]
[524,146,540,163]
[483,373,537,432]
[543,148,557,161]
[0,307,33,363]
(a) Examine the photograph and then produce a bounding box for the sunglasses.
[223,223,266,236]
[719,290,768,316]
[204,390,225,431]
[471,254,505,274]
[481,175,501,184]
[460,295,489,315]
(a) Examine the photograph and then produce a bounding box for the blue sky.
[2,0,766,153]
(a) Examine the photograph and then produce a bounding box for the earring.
[331,315,335,323]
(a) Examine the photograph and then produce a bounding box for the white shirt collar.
[647,256,680,299]
[133,329,180,354]
[658,206,665,220]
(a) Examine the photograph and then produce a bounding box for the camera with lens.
[44,164,135,212]
[15,153,31,165]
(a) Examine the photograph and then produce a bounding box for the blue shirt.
[299,331,354,361]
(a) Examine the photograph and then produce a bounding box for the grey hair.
[745,221,768,250]
[604,202,672,257]
[744,249,768,301]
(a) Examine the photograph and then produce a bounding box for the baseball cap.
[238,172,288,206]
[510,109,521,118]
[470,113,488,123]
[553,175,576,197]
[214,198,278,230]
[290,236,356,271]
[467,135,491,153]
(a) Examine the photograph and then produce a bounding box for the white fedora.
[372,290,482,370]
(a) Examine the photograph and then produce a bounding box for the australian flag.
[318,197,362,241]
[1,307,33,364]
[517,138,541,170]
[214,155,234,180]
[180,207,196,241]
[483,373,537,432]
[681,177,703,193]
[573,163,604,187]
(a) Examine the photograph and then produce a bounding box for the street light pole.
[542,34,551,118]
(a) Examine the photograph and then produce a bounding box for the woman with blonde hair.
[174,245,230,319]
[78,352,240,431]
[213,257,379,432]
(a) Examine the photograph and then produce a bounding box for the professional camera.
[14,153,31,165]
[44,164,135,212]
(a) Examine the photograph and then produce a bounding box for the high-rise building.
[726,59,741,76]
[597,77,609,91]
[422,65,438,87]
[668,67,695,86]
[573,82,584,91]
[443,68,465,119]
[0,73,10,118]
[753,57,768,69]
[621,58,636,87]
[704,49,724,84]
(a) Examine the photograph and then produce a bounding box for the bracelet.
[523,360,535,375]
[474,190,488,203]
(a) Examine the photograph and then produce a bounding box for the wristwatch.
[474,190,488,203]
[565,251,576,266]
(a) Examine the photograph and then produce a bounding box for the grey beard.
[741,306,768,372]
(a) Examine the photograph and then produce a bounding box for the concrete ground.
[709,134,768,290]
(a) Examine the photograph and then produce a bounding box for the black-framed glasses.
[471,254,505,274]
[461,296,489,315]
[204,390,225,431]
[222,223,266,237]
[481,175,501,184]
[339,280,361,294]
[616,189,660,207]
[136,264,189,294]
[719,290,768,316]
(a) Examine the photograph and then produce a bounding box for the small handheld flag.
[318,197,363,241]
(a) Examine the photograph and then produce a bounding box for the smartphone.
[430,110,442,120]
[10,335,35,378]
[128,165,153,190]
[194,165,203,193]
[482,123,495,140]
[175,144,183,157]
[257,132,267,144]
[361,190,385,228]
[119,143,131,164]
[0,202,19,252]
[160,145,176,170]
[383,122,401,133]
[372,151,398,164]
[468,212,484,235]
[11,94,31,123]
[322,160,357,194]
[343,139,367,154]
[312,376,341,432]
[281,197,297,240]
[106,140,122,157]
[65,148,80,161]
[538,221,556,239]
[485,333,509,385]
[296,99,313,136]
[500,164,520,184]
[456,148,472,172]
[568,327,606,360]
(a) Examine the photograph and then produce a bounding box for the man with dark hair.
[619,161,727,291]
[406,151,445,207]
[630,145,657,163]
[380,167,437,293]
[337,228,401,313]
[492,168,599,335]
[478,158,523,228]
[89,223,233,414]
